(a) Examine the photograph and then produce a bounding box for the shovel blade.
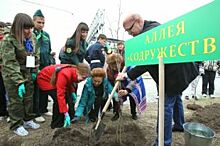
[89,122,106,145]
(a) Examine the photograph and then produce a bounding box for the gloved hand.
[71,92,77,103]
[63,112,71,128]
[71,116,80,123]
[31,73,37,81]
[18,83,26,98]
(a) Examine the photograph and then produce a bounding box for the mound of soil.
[44,120,146,146]
[1,99,220,146]
[189,103,220,133]
[186,103,203,110]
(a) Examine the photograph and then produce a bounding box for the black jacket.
[127,21,199,96]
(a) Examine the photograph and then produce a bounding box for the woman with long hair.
[59,22,89,65]
[1,13,40,136]
[106,53,146,121]
[59,22,89,119]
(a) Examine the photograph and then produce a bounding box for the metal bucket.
[183,122,215,146]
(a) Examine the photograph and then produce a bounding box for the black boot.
[111,112,119,121]
[132,114,138,120]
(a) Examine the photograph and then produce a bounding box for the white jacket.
[203,60,220,72]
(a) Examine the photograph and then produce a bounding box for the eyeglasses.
[125,22,135,32]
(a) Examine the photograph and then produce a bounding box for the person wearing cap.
[0,21,9,121]
[37,63,90,128]
[116,14,199,146]
[59,22,89,65]
[85,34,107,70]
[33,9,55,68]
[33,9,55,122]
[1,13,40,136]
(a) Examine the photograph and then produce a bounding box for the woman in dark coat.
[59,22,89,65]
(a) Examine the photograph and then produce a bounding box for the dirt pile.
[1,99,220,146]
[189,103,220,133]
[186,103,203,110]
[43,121,146,146]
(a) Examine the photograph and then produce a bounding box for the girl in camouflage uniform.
[1,13,40,136]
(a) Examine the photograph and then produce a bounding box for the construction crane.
[87,9,105,45]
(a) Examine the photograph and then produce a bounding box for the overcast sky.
[0,0,213,61]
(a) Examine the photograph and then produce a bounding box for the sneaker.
[210,95,215,98]
[0,116,10,122]
[192,96,198,100]
[13,126,29,136]
[111,113,119,121]
[202,94,207,97]
[6,117,10,123]
[23,120,40,129]
[131,114,138,120]
[43,111,52,116]
[35,116,46,123]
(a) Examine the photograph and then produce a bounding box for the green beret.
[33,9,44,18]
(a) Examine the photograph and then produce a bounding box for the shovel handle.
[94,66,127,130]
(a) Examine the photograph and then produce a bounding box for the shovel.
[90,66,127,144]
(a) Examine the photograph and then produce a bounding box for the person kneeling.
[73,68,118,123]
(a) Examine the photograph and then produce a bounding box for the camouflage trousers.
[4,80,35,130]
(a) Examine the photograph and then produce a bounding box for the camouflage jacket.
[0,33,40,86]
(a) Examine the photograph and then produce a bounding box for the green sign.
[125,0,220,66]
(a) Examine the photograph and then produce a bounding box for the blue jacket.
[85,41,105,69]
[75,77,118,117]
